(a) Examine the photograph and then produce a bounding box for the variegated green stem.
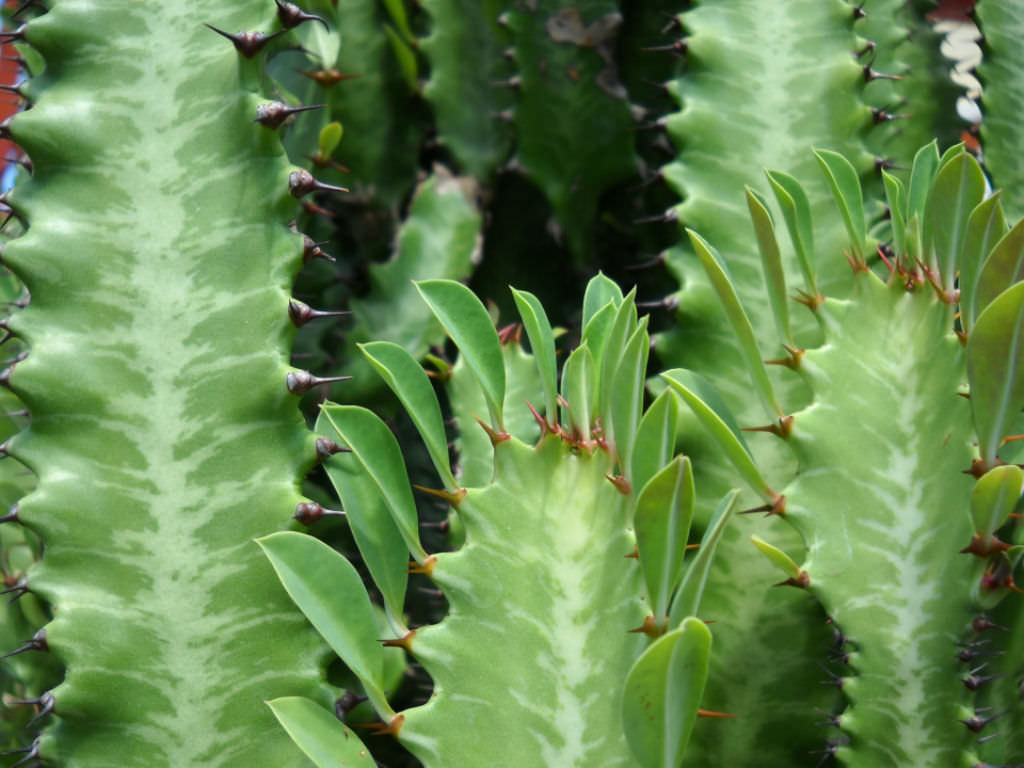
[420,0,515,179]
[652,3,881,759]
[505,0,638,259]
[401,435,648,767]
[976,0,1024,218]
[858,0,964,161]
[1,3,328,764]
[780,275,976,765]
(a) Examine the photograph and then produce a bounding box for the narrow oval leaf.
[257,533,389,714]
[561,342,596,440]
[669,489,739,625]
[974,217,1024,319]
[582,271,624,326]
[814,148,866,262]
[267,697,377,768]
[598,289,639,423]
[687,229,781,419]
[511,288,558,425]
[319,404,427,562]
[661,369,772,501]
[315,412,409,626]
[381,0,417,45]
[967,281,1024,467]
[416,279,506,430]
[610,319,650,471]
[622,617,712,768]
[907,139,941,223]
[765,168,816,295]
[635,456,695,619]
[746,186,792,346]
[882,170,907,259]
[937,141,967,170]
[923,152,986,293]
[961,192,1008,333]
[970,464,1023,542]
[318,121,343,158]
[581,301,616,380]
[750,534,802,580]
[630,389,680,499]
[359,341,456,490]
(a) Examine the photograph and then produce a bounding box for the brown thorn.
[960,534,1011,558]
[254,101,325,129]
[294,501,345,525]
[628,615,667,639]
[698,708,736,719]
[286,370,351,395]
[355,713,405,737]
[412,484,467,508]
[525,400,555,438]
[288,299,349,327]
[740,494,786,517]
[742,415,793,439]
[774,571,811,589]
[606,474,632,496]
[315,437,351,462]
[289,168,348,198]
[275,0,330,30]
[298,68,361,87]
[380,628,417,652]
[641,39,688,56]
[497,323,521,345]
[204,25,286,58]
[472,415,510,446]
[863,65,902,83]
[301,234,335,262]
[792,289,825,310]
[408,556,437,577]
[634,208,678,225]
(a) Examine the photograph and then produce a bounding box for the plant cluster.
[0,1,1021,767]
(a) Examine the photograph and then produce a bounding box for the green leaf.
[416,279,506,431]
[661,369,773,501]
[687,228,781,419]
[582,271,624,326]
[960,192,1008,333]
[581,301,616,375]
[296,18,341,68]
[560,342,596,440]
[635,456,695,619]
[383,24,419,93]
[622,617,712,768]
[359,341,457,490]
[511,288,558,426]
[318,405,427,563]
[267,697,377,768]
[315,413,409,628]
[882,169,906,259]
[974,217,1024,320]
[258,533,391,715]
[318,121,343,158]
[937,141,966,170]
[597,289,639,425]
[922,152,986,293]
[765,168,816,295]
[746,186,792,346]
[969,464,1023,542]
[908,140,941,214]
[609,319,650,471]
[967,281,1024,466]
[630,389,680,503]
[814,148,866,263]
[750,534,803,581]
[669,489,739,625]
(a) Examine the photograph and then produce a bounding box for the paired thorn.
[288,169,348,198]
[972,615,1008,633]
[742,415,793,439]
[634,208,678,225]
[275,0,330,30]
[288,299,349,328]
[9,692,54,726]
[962,708,1006,733]
[413,484,467,508]
[766,345,804,370]
[636,295,679,312]
[294,501,344,525]
[380,629,417,652]
[286,370,351,395]
[740,494,786,517]
[472,416,510,446]
[641,40,688,56]
[408,556,437,577]
[301,234,335,263]
[354,713,405,737]
[204,25,285,58]
[1,577,28,601]
[870,108,911,125]
[2,629,47,659]
[299,68,361,87]
[862,65,902,83]
[606,474,632,495]
[255,101,325,129]
[315,437,350,462]
[2,738,39,768]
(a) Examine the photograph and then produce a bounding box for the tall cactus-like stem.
[1,3,328,764]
